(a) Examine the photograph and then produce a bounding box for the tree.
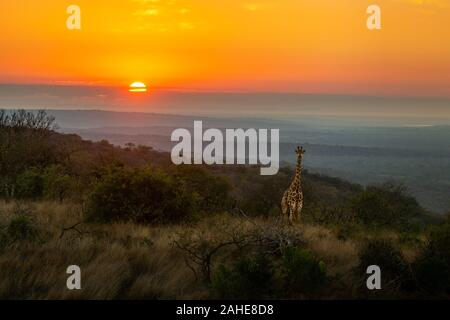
[350,182,424,228]
[86,166,195,224]
[0,109,57,198]
[15,168,44,199]
[171,165,233,213]
[42,165,74,202]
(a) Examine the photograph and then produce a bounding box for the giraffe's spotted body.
[281,146,305,223]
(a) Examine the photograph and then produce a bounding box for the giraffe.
[281,146,306,224]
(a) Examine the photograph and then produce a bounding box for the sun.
[129,81,147,93]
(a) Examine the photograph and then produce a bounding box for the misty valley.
[57,110,450,214]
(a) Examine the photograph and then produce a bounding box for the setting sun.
[129,82,147,93]
[0,1,449,96]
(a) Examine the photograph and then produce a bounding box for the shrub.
[171,166,233,213]
[86,166,195,224]
[351,182,424,229]
[413,224,450,294]
[357,239,408,289]
[15,168,44,199]
[413,256,450,294]
[0,110,58,199]
[236,169,291,217]
[210,255,273,299]
[7,215,36,241]
[398,231,421,246]
[426,224,450,265]
[282,247,326,295]
[42,165,74,202]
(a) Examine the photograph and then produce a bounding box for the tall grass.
[0,201,422,299]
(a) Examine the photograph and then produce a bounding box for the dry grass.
[0,201,422,299]
[0,201,203,299]
[300,224,358,276]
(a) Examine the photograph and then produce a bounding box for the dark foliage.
[282,246,327,295]
[357,239,408,291]
[413,224,450,294]
[350,182,426,229]
[210,255,273,299]
[86,166,195,224]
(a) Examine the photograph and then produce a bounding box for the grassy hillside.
[1,110,449,299]
[0,200,448,299]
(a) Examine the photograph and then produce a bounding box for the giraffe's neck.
[291,158,303,187]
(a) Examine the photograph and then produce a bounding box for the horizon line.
[1,82,450,100]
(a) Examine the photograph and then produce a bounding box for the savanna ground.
[0,200,441,300]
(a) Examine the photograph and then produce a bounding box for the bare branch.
[59,222,86,239]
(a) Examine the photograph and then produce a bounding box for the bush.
[86,166,195,224]
[236,168,291,216]
[42,165,74,202]
[282,247,326,295]
[357,239,408,289]
[0,110,58,199]
[426,224,450,265]
[398,231,421,246]
[413,224,450,294]
[210,255,273,299]
[351,182,424,229]
[413,256,450,294]
[15,168,44,199]
[7,215,36,241]
[12,165,76,202]
[171,166,233,213]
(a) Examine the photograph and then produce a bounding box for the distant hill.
[12,109,450,214]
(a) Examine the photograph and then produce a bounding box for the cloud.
[398,0,450,15]
[133,0,161,4]
[133,0,185,17]
[244,3,264,12]
[134,8,160,16]
[179,22,195,30]
[399,0,450,9]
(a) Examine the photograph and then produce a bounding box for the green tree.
[351,182,424,228]
[171,165,233,213]
[15,168,44,199]
[0,109,57,198]
[282,247,327,295]
[86,166,195,224]
[42,165,74,202]
[210,255,273,299]
[357,239,408,292]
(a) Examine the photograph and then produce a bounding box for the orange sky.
[1,0,450,96]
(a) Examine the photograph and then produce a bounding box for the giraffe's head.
[295,146,306,159]
[295,146,305,172]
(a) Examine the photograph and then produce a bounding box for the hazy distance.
[1,84,450,125]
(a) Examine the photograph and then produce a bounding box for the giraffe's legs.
[281,192,288,220]
[288,209,294,225]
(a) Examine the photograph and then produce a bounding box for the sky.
[0,0,450,97]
